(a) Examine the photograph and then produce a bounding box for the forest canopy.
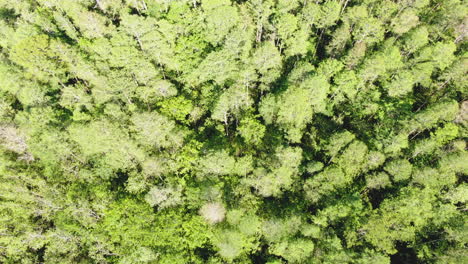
[0,0,467,263]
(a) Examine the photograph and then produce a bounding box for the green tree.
[0,1,466,262]
[10,35,67,82]
[384,159,413,182]
[238,115,266,146]
[131,111,188,150]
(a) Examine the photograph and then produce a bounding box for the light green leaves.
[384,71,415,97]
[275,87,313,142]
[0,1,466,263]
[362,188,437,254]
[10,35,67,82]
[249,146,302,197]
[131,111,187,150]
[238,115,266,145]
[212,86,253,123]
[260,75,330,142]
[145,185,184,209]
[68,120,144,173]
[391,9,419,34]
[199,150,236,176]
[203,0,239,45]
[304,166,346,203]
[402,26,429,54]
[251,42,282,90]
[302,1,341,28]
[417,42,457,70]
[270,239,314,263]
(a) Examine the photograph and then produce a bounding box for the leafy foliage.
[0,0,466,263]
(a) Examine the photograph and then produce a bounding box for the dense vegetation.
[0,0,467,263]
